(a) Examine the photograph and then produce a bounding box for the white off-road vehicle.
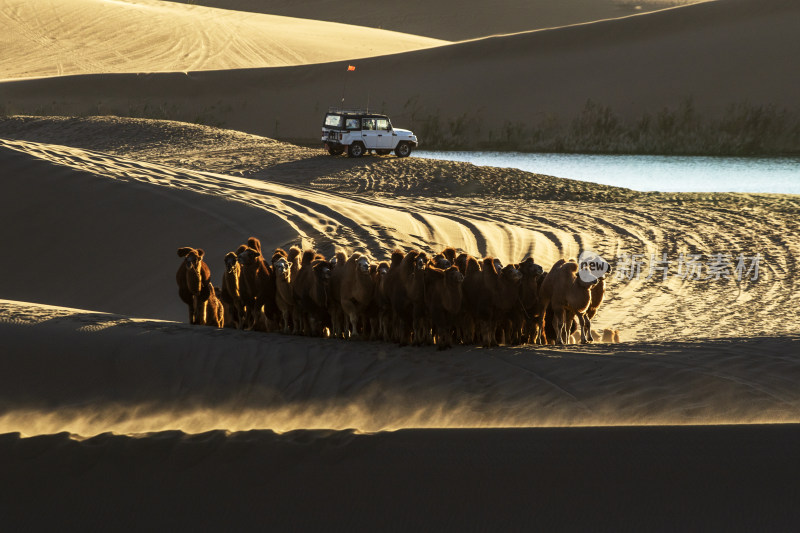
[321,108,418,158]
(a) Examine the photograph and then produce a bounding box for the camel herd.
[176,238,619,350]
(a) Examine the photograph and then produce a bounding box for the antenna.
[341,64,356,106]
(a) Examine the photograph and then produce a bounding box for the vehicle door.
[360,118,380,149]
[343,117,360,144]
[375,118,394,149]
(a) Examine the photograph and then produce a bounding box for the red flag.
[347,65,356,71]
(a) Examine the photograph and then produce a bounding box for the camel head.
[271,248,288,264]
[313,260,333,282]
[414,252,428,272]
[237,247,261,267]
[377,262,389,278]
[501,264,522,283]
[446,266,464,285]
[441,247,457,264]
[178,247,205,293]
[431,253,451,269]
[519,257,544,277]
[356,255,370,274]
[493,258,503,273]
[390,248,405,267]
[224,252,239,274]
[274,257,291,281]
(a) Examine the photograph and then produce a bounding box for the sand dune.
[1,0,797,150]
[167,0,705,40]
[2,117,798,343]
[2,0,799,524]
[2,298,800,530]
[0,135,557,321]
[2,299,799,436]
[3,423,799,530]
[0,0,445,80]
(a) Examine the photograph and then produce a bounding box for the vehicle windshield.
[324,114,343,128]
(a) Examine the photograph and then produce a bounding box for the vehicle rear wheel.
[376,149,391,156]
[328,146,344,156]
[395,142,412,158]
[348,142,365,158]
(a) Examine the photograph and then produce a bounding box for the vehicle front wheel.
[328,146,344,156]
[348,142,365,158]
[395,142,412,158]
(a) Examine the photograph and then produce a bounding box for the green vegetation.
[4,94,799,156]
[402,97,800,156]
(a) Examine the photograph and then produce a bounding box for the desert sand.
[1,0,799,529]
[0,0,445,79]
[170,0,704,40]
[2,116,798,342]
[2,0,798,150]
[3,424,798,530]
[2,117,800,527]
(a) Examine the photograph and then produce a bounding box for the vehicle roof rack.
[327,106,373,114]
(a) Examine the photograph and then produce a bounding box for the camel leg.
[192,295,207,325]
[281,310,291,334]
[553,307,565,345]
[582,314,592,343]
[585,315,594,342]
[243,305,255,331]
[235,302,245,329]
[564,310,576,344]
[533,319,543,345]
[400,319,412,347]
[436,325,450,351]
[214,301,224,328]
[553,309,564,344]
[291,309,303,335]
[496,323,505,346]
[482,321,494,348]
[348,312,360,340]
[535,298,548,345]
[329,310,340,338]
[200,301,208,326]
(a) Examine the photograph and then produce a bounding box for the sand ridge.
[0,0,446,80]
[165,0,708,40]
[2,299,799,437]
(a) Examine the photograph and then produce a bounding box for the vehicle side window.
[346,118,360,130]
[376,119,389,131]
[362,118,376,130]
[324,114,342,127]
